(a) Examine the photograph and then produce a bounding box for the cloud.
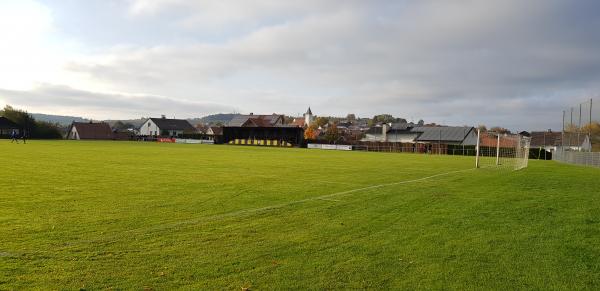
[0,0,60,90]
[2,0,600,130]
[60,0,600,129]
[0,84,234,119]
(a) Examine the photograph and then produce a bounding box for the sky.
[1,0,599,130]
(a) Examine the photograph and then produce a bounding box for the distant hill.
[189,113,241,126]
[31,113,89,126]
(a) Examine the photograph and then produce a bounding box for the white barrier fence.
[174,139,215,144]
[553,150,600,168]
[307,144,353,151]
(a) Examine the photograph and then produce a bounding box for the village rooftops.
[227,114,285,127]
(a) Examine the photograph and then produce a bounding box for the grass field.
[1,141,599,290]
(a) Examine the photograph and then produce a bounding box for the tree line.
[1,105,63,139]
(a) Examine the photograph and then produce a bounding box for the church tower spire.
[304,106,314,127]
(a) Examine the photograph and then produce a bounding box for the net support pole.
[496,133,501,165]
[562,110,565,155]
[475,128,481,168]
[579,103,582,152]
[590,98,593,152]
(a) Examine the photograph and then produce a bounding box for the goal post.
[475,131,530,170]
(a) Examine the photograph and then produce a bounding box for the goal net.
[476,130,530,170]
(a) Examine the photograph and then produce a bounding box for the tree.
[314,117,329,127]
[324,123,340,143]
[490,126,511,134]
[1,105,36,134]
[418,119,425,126]
[113,121,135,130]
[35,121,64,139]
[346,114,356,121]
[582,121,600,150]
[372,114,395,124]
[304,126,319,140]
[0,105,62,139]
[477,124,488,132]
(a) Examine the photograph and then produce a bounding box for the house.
[206,126,223,142]
[387,123,421,143]
[529,131,561,151]
[195,124,208,135]
[361,123,420,143]
[67,122,113,140]
[139,116,196,137]
[0,116,20,137]
[528,130,591,159]
[560,132,591,152]
[529,131,591,152]
[362,124,388,142]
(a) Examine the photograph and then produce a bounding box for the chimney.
[382,123,388,142]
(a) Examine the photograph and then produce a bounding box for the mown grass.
[1,140,599,290]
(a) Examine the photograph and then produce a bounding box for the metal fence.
[554,150,600,168]
[554,98,600,168]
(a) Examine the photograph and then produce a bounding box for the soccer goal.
[475,129,531,170]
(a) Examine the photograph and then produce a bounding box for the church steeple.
[304,106,314,127]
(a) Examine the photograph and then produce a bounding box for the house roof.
[478,133,520,147]
[208,126,223,135]
[195,124,208,134]
[389,123,410,131]
[71,122,113,139]
[365,126,384,134]
[148,118,195,131]
[0,117,19,129]
[291,118,305,127]
[530,131,561,147]
[560,132,589,147]
[529,131,591,148]
[228,114,284,127]
[412,126,474,142]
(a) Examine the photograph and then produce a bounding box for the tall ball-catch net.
[476,131,530,170]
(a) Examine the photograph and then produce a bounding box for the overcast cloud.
[1,0,599,130]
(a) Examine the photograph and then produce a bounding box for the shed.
[0,117,20,137]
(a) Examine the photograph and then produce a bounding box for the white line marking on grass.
[31,167,477,252]
[317,198,342,202]
[136,167,477,233]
